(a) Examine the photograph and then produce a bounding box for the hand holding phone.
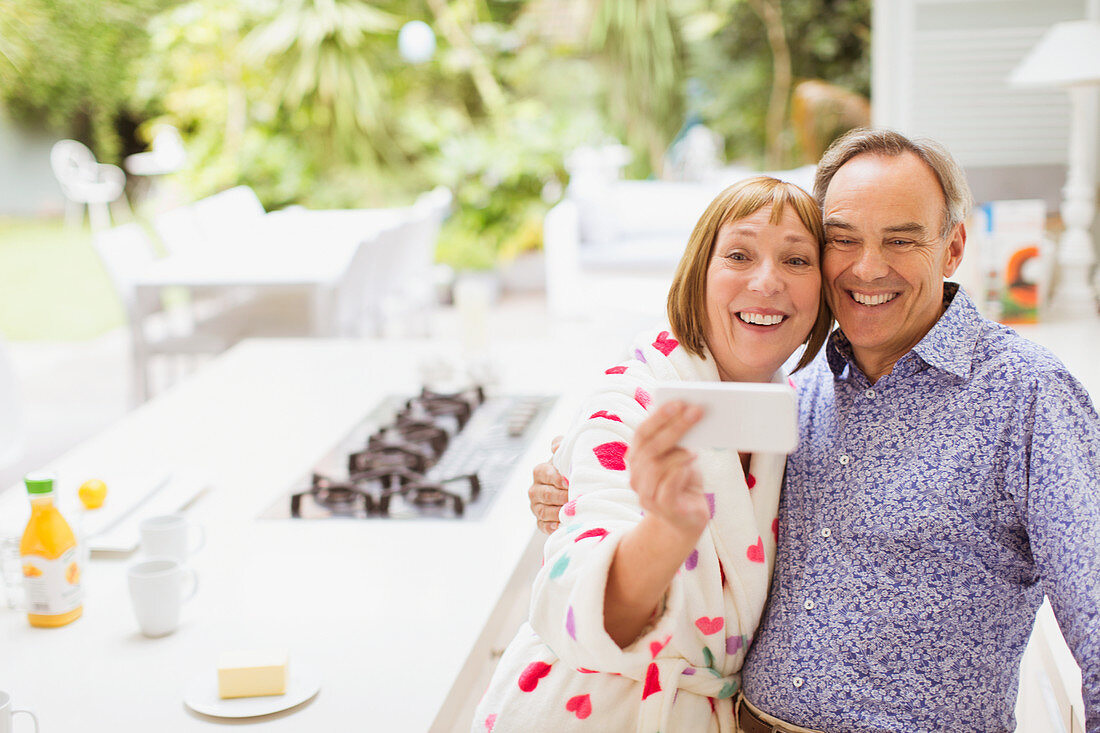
[651,381,798,453]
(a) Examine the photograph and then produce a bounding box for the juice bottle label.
[22,545,82,616]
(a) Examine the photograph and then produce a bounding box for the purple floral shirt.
[742,284,1100,732]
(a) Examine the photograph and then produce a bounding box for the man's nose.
[850,244,890,281]
[748,260,784,294]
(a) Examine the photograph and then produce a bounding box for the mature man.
[528,128,1100,732]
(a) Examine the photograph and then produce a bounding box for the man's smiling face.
[821,152,965,380]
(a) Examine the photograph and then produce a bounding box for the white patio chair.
[152,202,203,257]
[151,186,274,318]
[154,186,266,255]
[192,185,266,246]
[92,223,302,403]
[124,125,188,211]
[50,140,129,231]
[378,186,452,336]
[124,125,186,177]
[334,221,412,337]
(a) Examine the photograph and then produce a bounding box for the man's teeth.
[738,312,785,326]
[852,292,898,306]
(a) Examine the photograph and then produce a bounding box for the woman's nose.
[748,260,784,294]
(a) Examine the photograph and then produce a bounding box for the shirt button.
[839,454,850,465]
[864,389,875,399]
[821,527,832,538]
[792,676,804,688]
[803,599,815,610]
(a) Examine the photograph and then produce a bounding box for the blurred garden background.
[0,0,870,340]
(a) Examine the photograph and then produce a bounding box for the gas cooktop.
[260,387,556,520]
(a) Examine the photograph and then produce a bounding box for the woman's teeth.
[852,292,898,306]
[738,312,785,326]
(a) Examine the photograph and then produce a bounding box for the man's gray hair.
[813,128,973,239]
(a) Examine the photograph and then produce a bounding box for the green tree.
[690,0,870,167]
[588,0,685,176]
[241,0,405,166]
[0,0,170,163]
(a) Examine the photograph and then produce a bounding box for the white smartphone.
[651,382,799,454]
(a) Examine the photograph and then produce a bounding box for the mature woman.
[473,177,832,732]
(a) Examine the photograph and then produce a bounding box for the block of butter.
[217,649,289,699]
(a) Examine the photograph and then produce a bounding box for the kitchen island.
[0,336,616,731]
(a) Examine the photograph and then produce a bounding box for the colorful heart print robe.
[473,328,787,733]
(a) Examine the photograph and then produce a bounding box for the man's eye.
[888,239,911,246]
[829,238,855,246]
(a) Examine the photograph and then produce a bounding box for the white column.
[1052,85,1099,318]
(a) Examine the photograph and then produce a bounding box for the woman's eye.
[725,252,748,261]
[788,257,811,266]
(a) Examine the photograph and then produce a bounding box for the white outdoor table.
[133,208,408,338]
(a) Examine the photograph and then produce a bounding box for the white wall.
[871,0,1092,206]
[0,106,65,217]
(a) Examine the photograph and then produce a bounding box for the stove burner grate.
[267,390,554,521]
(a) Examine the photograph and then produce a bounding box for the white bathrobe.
[473,328,787,733]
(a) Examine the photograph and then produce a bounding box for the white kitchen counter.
[0,336,617,731]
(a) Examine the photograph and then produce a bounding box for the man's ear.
[941,222,966,277]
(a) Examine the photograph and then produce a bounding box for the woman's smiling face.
[704,204,822,382]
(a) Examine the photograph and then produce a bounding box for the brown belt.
[737,700,810,733]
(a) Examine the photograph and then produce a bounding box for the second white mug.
[139,514,205,562]
[127,557,198,638]
[0,691,38,733]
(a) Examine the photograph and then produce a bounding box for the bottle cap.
[24,472,55,495]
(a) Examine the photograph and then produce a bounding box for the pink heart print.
[634,388,651,409]
[771,518,779,541]
[605,365,628,374]
[593,441,628,470]
[746,473,756,489]
[484,713,496,731]
[517,661,552,692]
[574,528,609,543]
[695,616,724,635]
[652,331,679,356]
[589,410,623,423]
[747,536,765,563]
[649,634,672,658]
[565,694,593,719]
[642,662,662,699]
[562,500,577,517]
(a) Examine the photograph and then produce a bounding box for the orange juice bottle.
[20,472,83,627]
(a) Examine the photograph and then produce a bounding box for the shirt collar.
[826,283,981,381]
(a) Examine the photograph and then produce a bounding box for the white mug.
[127,558,198,637]
[0,691,38,733]
[139,514,205,562]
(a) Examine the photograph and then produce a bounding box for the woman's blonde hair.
[667,176,833,373]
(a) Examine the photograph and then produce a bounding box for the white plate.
[184,662,321,718]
